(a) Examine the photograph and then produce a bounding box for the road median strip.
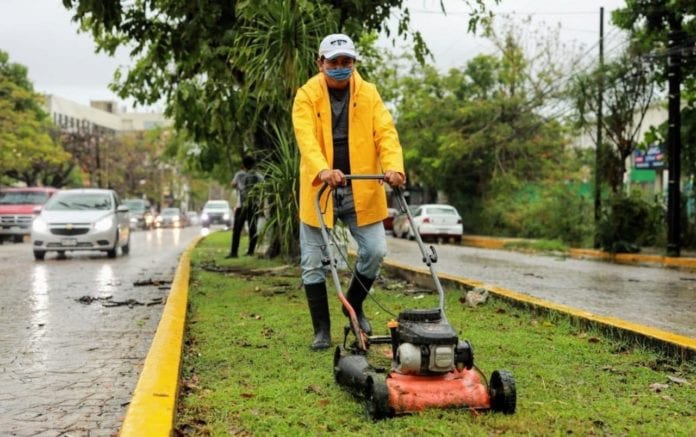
[123,235,694,434]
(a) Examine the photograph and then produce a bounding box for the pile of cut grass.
[176,232,696,435]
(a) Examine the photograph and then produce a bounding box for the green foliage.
[503,239,569,253]
[63,0,497,256]
[63,0,494,172]
[570,50,655,193]
[480,179,593,247]
[0,50,71,186]
[253,126,300,259]
[389,19,581,239]
[178,232,696,435]
[597,191,665,253]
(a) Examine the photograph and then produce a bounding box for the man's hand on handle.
[384,170,406,188]
[318,169,405,188]
[319,169,346,187]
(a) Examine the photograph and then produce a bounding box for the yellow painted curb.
[383,258,696,358]
[461,235,509,249]
[120,236,202,436]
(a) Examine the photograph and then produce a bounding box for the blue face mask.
[326,67,353,81]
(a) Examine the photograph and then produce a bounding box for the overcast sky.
[0,0,627,112]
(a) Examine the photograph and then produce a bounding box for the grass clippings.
[176,232,696,436]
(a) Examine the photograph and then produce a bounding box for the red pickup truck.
[0,187,58,243]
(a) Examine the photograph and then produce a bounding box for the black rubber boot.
[305,282,331,351]
[342,271,374,335]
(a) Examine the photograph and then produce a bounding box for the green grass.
[503,238,569,254]
[176,232,696,435]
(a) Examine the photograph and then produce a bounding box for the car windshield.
[425,206,457,215]
[0,191,50,205]
[124,200,146,212]
[205,202,228,210]
[44,193,113,211]
[398,206,419,216]
[161,208,180,217]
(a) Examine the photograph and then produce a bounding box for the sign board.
[633,145,664,170]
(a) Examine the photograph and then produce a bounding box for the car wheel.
[107,231,118,258]
[121,236,130,255]
[33,250,46,261]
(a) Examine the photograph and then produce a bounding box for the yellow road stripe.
[120,236,201,436]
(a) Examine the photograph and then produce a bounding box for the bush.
[597,191,665,253]
[478,181,593,247]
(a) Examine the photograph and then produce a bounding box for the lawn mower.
[315,175,516,419]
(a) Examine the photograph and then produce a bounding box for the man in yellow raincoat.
[292,33,406,350]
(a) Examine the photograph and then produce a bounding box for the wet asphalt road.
[0,226,202,436]
[384,236,696,339]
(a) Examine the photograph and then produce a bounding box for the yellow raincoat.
[292,70,404,228]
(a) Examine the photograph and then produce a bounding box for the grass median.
[176,232,696,435]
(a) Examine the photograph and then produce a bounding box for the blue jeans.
[300,185,387,285]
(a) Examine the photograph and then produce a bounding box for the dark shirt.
[329,86,350,176]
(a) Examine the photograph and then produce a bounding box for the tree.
[390,18,574,214]
[0,50,71,186]
[63,0,495,256]
[613,1,696,253]
[571,51,656,193]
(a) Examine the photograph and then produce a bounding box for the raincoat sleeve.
[292,88,330,185]
[372,91,404,175]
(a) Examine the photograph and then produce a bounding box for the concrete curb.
[120,236,202,436]
[383,258,696,361]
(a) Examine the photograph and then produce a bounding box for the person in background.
[226,155,263,258]
[292,33,406,350]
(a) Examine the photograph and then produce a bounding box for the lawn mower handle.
[314,174,449,331]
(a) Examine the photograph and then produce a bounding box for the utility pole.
[666,17,683,257]
[593,7,604,248]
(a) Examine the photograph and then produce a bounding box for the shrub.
[478,181,593,247]
[597,191,664,253]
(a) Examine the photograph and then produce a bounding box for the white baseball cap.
[319,34,357,60]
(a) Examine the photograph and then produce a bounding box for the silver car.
[31,189,131,260]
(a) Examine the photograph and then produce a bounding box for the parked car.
[156,207,186,228]
[186,210,201,226]
[123,198,154,230]
[200,200,232,228]
[404,204,463,244]
[31,188,131,260]
[391,205,420,239]
[0,186,58,243]
[383,207,398,231]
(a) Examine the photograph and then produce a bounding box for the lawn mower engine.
[394,308,472,375]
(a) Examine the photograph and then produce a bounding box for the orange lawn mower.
[314,175,516,419]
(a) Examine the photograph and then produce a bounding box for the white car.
[200,200,232,228]
[406,204,463,244]
[31,189,131,260]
